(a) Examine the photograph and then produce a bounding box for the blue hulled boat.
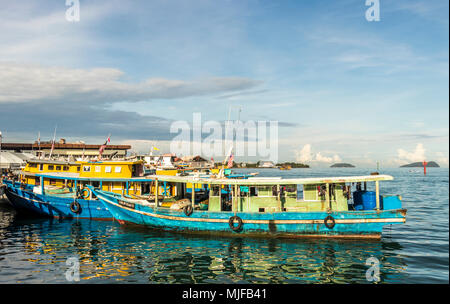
[89,174,407,239]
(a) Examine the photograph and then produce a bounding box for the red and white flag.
[98,135,111,159]
[227,153,234,168]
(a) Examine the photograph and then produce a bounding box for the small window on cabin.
[39,164,44,171]
[56,166,61,171]
[297,184,304,200]
[48,165,54,170]
[77,167,80,172]
[250,187,258,196]
[105,166,111,173]
[211,186,220,196]
[63,166,69,171]
[257,186,273,196]
[83,166,91,172]
[115,166,122,173]
[29,163,37,168]
[95,166,101,173]
[283,185,298,199]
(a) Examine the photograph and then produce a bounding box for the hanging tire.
[324,215,335,229]
[229,216,243,232]
[183,205,193,216]
[70,201,81,214]
[81,188,90,199]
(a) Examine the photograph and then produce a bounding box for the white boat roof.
[27,170,394,185]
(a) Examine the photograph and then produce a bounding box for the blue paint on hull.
[4,181,112,220]
[92,188,406,238]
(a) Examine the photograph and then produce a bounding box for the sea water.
[0,168,448,283]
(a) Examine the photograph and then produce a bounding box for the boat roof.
[27,171,394,185]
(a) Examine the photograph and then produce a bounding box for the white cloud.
[295,144,313,162]
[295,144,342,164]
[0,62,261,103]
[397,143,426,163]
[435,152,449,166]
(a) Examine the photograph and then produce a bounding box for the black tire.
[70,201,81,214]
[324,215,335,229]
[183,205,193,216]
[229,216,243,232]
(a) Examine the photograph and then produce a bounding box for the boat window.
[48,165,54,170]
[297,184,304,200]
[211,185,220,196]
[83,166,91,172]
[29,163,37,168]
[56,166,61,171]
[105,166,112,173]
[63,166,69,171]
[77,167,80,172]
[39,164,44,171]
[257,186,274,197]
[250,187,258,196]
[95,166,101,173]
[115,166,122,173]
[283,185,297,199]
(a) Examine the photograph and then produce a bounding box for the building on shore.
[178,155,212,168]
[0,139,131,161]
[258,161,276,168]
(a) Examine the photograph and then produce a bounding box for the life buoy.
[80,188,90,199]
[183,205,193,216]
[229,215,243,232]
[324,215,335,229]
[70,201,81,214]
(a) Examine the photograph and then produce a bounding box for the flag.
[98,135,111,159]
[227,153,234,168]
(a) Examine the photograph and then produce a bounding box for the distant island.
[400,161,440,168]
[276,162,310,168]
[330,163,355,168]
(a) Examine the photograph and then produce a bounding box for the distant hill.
[400,161,440,168]
[330,163,355,168]
[276,162,310,168]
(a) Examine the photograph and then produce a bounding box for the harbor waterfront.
[0,168,448,283]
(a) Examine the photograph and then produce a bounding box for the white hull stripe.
[98,194,406,225]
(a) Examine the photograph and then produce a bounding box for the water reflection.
[0,207,409,283]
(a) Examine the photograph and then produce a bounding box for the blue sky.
[0,0,448,167]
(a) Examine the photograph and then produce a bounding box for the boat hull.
[3,181,113,220]
[93,189,406,239]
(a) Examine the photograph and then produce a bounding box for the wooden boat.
[2,159,261,219]
[2,159,147,219]
[88,174,407,239]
